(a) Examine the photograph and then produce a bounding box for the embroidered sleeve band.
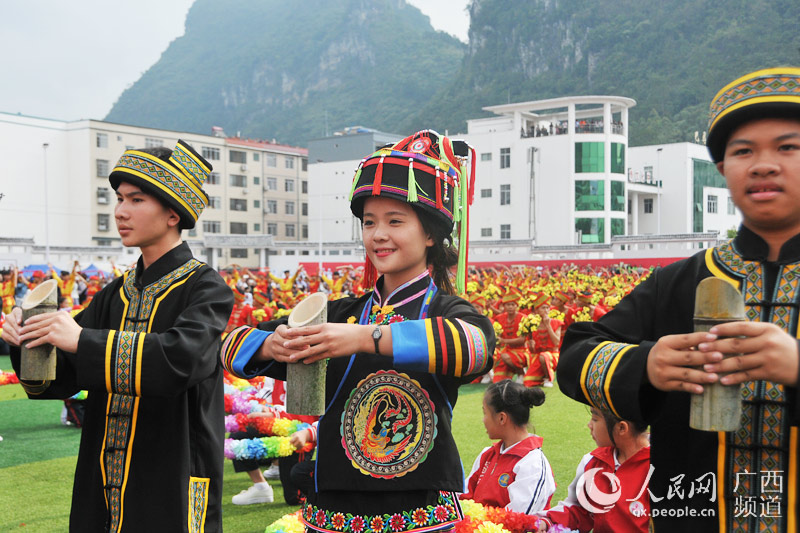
[579,341,637,418]
[390,317,490,377]
[220,326,271,378]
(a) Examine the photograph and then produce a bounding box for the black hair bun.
[524,387,546,408]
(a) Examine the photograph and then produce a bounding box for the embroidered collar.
[133,241,194,288]
[372,270,432,309]
[733,225,800,264]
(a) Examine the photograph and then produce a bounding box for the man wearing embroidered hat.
[559,68,800,530]
[3,140,233,532]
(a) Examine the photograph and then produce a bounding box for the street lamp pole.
[43,143,50,264]
[656,147,663,235]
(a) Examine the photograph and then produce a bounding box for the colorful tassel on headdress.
[363,255,378,289]
[468,148,477,206]
[372,156,385,196]
[456,162,470,295]
[435,168,443,210]
[407,158,418,202]
[349,159,364,201]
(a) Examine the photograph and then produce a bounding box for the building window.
[253,176,260,185]
[481,228,492,237]
[267,177,277,190]
[254,199,261,209]
[500,224,511,239]
[610,181,625,211]
[481,153,492,162]
[481,188,492,198]
[96,187,111,205]
[203,221,221,233]
[254,223,261,232]
[230,174,247,187]
[229,150,246,164]
[302,224,308,238]
[266,200,277,214]
[97,159,109,178]
[611,218,625,237]
[202,147,220,160]
[230,222,248,234]
[96,133,108,148]
[267,222,277,235]
[644,198,653,214]
[207,172,220,185]
[97,214,110,232]
[208,196,221,209]
[285,157,295,169]
[144,138,163,148]
[302,158,308,171]
[286,201,295,215]
[708,195,718,214]
[302,202,308,216]
[253,153,260,162]
[575,180,604,211]
[727,197,736,215]
[187,228,197,237]
[500,148,511,169]
[575,142,604,173]
[611,143,625,174]
[500,184,511,205]
[302,180,308,194]
[286,224,296,237]
[230,198,247,211]
[231,249,248,258]
[575,218,605,244]
[285,179,295,192]
[266,154,277,167]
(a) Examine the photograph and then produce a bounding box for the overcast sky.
[0,0,469,122]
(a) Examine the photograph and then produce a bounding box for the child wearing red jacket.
[536,407,650,532]
[461,380,556,514]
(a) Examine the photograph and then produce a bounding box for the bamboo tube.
[20,279,59,381]
[689,277,745,432]
[286,292,328,415]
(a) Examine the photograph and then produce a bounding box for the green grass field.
[0,356,594,532]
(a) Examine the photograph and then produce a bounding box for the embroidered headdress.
[349,129,476,293]
[706,67,800,163]
[109,139,212,229]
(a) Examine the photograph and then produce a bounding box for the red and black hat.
[348,129,477,292]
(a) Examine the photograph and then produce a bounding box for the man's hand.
[1,307,22,347]
[700,322,800,387]
[18,311,82,353]
[647,331,720,393]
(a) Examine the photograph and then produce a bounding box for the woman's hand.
[279,323,387,364]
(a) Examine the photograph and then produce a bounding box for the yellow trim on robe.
[134,333,146,397]
[603,344,635,419]
[100,394,113,508]
[148,272,196,332]
[104,331,115,394]
[704,248,740,290]
[444,320,463,377]
[580,341,611,407]
[425,320,436,373]
[188,476,210,533]
[119,396,140,531]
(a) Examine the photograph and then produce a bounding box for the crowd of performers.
[1,259,652,532]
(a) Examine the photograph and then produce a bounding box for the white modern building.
[0,112,308,269]
[627,143,739,238]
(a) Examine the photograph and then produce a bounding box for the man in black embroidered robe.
[3,141,233,532]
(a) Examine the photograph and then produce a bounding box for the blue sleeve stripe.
[390,320,430,372]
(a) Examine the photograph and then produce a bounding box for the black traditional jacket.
[559,226,800,532]
[11,243,233,533]
[222,271,495,533]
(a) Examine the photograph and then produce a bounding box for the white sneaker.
[232,484,274,505]
[542,380,554,388]
[263,464,280,480]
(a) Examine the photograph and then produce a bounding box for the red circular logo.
[409,137,432,154]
